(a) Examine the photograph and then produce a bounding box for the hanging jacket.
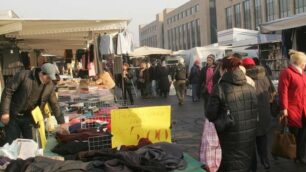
[206,69,258,172]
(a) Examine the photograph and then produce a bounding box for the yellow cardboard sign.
[111,106,171,148]
[31,106,47,149]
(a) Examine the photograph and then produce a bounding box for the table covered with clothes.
[0,79,205,172]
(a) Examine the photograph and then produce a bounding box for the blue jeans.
[192,84,200,101]
[4,115,34,144]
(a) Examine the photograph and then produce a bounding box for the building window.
[254,0,262,28]
[226,7,233,29]
[177,27,180,50]
[196,19,201,46]
[183,24,187,49]
[187,23,191,49]
[191,21,196,48]
[280,0,290,18]
[266,0,275,21]
[195,4,200,12]
[295,0,306,14]
[244,0,252,29]
[168,30,171,49]
[184,10,188,17]
[172,28,176,50]
[234,4,241,28]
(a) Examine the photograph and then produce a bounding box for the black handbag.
[214,85,235,133]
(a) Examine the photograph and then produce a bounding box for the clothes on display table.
[99,34,114,55]
[52,141,89,156]
[5,156,103,172]
[75,142,186,172]
[55,128,111,143]
[4,141,187,172]
[117,32,133,55]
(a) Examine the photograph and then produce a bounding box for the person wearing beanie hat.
[279,49,306,164]
[200,54,216,108]
[242,57,256,67]
[0,63,67,145]
[189,59,201,102]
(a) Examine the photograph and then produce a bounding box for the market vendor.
[95,68,115,89]
[0,63,66,145]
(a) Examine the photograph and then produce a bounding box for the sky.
[0,0,189,47]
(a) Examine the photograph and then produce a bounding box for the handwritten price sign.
[111,106,171,148]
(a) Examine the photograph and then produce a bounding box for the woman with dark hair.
[206,56,258,172]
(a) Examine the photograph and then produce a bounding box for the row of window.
[141,35,158,47]
[167,4,200,24]
[226,0,306,30]
[167,19,201,51]
[140,25,157,36]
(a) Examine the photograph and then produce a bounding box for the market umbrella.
[129,46,172,58]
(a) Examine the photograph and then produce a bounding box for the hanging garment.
[99,34,114,55]
[117,32,134,54]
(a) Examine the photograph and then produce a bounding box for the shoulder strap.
[218,84,229,110]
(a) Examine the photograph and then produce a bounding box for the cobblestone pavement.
[134,95,306,172]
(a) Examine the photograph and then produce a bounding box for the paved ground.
[132,95,306,172]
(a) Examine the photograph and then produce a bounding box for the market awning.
[260,13,306,33]
[0,15,130,56]
[129,46,172,57]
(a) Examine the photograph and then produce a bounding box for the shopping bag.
[186,87,192,96]
[271,118,296,159]
[169,83,176,96]
[200,119,222,172]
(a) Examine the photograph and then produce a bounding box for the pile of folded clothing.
[6,142,186,172]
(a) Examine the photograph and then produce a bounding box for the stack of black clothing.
[6,142,187,172]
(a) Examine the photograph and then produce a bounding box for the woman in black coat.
[206,56,258,172]
[243,58,275,169]
[157,61,170,98]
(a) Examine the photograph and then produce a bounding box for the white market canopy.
[260,13,306,33]
[0,10,130,57]
[129,46,172,58]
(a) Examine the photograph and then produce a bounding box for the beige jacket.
[96,71,115,89]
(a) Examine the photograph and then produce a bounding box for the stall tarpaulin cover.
[111,106,171,148]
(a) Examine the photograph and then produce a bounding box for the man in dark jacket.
[189,59,201,102]
[0,63,66,144]
[173,58,187,105]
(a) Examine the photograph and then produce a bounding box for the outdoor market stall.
[260,13,306,78]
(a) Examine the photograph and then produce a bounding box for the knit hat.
[207,54,215,61]
[242,57,255,66]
